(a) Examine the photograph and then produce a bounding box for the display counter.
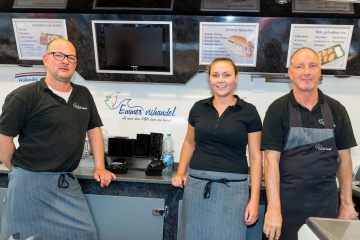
[0,157,266,240]
[2,159,358,240]
[0,157,182,240]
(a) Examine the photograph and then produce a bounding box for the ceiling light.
[275,0,290,4]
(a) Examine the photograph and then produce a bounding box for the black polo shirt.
[0,78,103,172]
[261,89,357,152]
[188,95,262,174]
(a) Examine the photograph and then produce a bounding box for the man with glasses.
[0,38,116,239]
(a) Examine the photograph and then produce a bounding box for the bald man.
[0,39,116,239]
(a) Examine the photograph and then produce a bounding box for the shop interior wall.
[0,11,359,170]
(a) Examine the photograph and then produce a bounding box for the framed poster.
[12,19,68,60]
[292,0,354,14]
[199,22,259,66]
[287,24,353,70]
[201,0,260,12]
[13,0,67,9]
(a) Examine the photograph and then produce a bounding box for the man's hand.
[93,168,116,187]
[263,208,282,240]
[338,202,359,220]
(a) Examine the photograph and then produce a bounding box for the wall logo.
[15,72,46,83]
[105,92,177,122]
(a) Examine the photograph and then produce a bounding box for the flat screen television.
[92,20,173,75]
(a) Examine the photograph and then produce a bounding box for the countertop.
[1,158,359,194]
[306,217,360,240]
[1,157,359,193]
[76,156,176,184]
[0,156,176,185]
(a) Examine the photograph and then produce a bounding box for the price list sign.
[13,0,68,9]
[292,0,354,14]
[13,19,68,60]
[199,22,259,66]
[201,0,260,12]
[287,24,353,70]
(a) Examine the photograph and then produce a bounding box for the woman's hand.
[244,199,259,225]
[171,175,187,188]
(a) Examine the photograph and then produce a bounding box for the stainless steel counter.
[299,217,360,240]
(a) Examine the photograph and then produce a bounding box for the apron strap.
[58,173,75,189]
[189,175,247,199]
[289,100,334,129]
[320,100,335,129]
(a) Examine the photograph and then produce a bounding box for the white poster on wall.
[287,24,353,70]
[12,18,68,60]
[199,22,259,66]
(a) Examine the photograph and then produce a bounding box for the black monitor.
[92,20,173,75]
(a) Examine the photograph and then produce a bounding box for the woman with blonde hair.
[172,57,263,240]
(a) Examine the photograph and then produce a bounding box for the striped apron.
[279,101,338,240]
[0,167,98,240]
[178,168,248,240]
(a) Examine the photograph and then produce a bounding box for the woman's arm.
[171,123,195,188]
[245,131,263,225]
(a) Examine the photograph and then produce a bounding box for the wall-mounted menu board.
[13,0,67,9]
[3,14,360,83]
[12,18,68,60]
[292,0,354,14]
[287,24,353,70]
[199,22,259,67]
[201,0,260,12]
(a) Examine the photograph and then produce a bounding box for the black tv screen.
[92,20,173,75]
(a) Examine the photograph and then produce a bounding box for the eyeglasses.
[47,52,78,63]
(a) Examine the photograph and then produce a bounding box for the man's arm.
[87,127,116,187]
[0,133,15,170]
[337,149,359,220]
[263,149,282,240]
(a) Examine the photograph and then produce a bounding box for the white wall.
[1,64,359,171]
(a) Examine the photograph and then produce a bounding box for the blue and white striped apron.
[178,168,248,240]
[0,166,97,240]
